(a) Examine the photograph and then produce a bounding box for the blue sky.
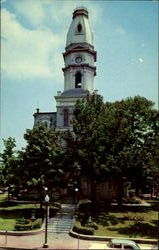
[1,0,158,151]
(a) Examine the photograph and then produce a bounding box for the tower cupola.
[63,7,97,93]
[66,7,94,48]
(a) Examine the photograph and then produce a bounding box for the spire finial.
[73,7,88,19]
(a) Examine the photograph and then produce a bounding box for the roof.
[61,88,89,97]
[110,239,140,248]
[110,239,137,244]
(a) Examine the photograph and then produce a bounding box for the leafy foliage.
[19,124,65,193]
[64,95,159,200]
[14,218,42,231]
[1,95,158,203]
[73,225,94,235]
[0,137,18,193]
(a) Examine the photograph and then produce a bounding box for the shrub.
[73,225,94,235]
[123,214,144,221]
[95,214,116,226]
[85,222,98,230]
[122,197,142,204]
[32,218,42,229]
[119,222,158,238]
[14,223,32,231]
[109,215,118,225]
[133,199,142,204]
[78,213,89,226]
[16,217,26,224]
[14,218,42,231]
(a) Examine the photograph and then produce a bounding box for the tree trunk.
[91,178,97,212]
[117,181,124,206]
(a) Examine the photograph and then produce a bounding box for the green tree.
[116,96,159,195]
[64,94,107,202]
[19,124,65,199]
[0,137,18,196]
[65,95,159,203]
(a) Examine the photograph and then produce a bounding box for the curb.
[0,247,38,250]
[69,229,158,244]
[0,221,45,236]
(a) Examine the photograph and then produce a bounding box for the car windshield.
[109,240,140,250]
[124,243,140,250]
[134,243,140,249]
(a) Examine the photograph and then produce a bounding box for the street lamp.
[75,188,79,211]
[43,194,50,248]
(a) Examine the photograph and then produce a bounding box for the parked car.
[108,239,140,249]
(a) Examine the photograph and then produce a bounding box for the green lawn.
[75,210,158,239]
[0,192,8,203]
[0,194,41,231]
[0,203,40,211]
[0,217,17,231]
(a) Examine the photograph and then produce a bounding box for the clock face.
[75,57,82,64]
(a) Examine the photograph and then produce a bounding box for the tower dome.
[66,7,93,48]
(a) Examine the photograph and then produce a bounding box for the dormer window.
[77,23,82,32]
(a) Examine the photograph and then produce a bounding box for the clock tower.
[55,7,97,130]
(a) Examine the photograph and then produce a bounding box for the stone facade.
[81,177,119,202]
[34,109,56,129]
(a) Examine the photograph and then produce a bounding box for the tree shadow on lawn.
[151,219,158,226]
[108,205,151,213]
[108,222,158,238]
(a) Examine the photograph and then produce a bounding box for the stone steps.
[48,204,75,233]
[48,217,74,233]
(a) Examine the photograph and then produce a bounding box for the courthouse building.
[33,7,118,201]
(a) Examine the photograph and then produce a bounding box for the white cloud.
[1,1,102,80]
[49,1,102,25]
[1,8,64,79]
[138,57,144,63]
[12,0,102,27]
[11,0,46,27]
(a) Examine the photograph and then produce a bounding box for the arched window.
[63,109,69,127]
[77,23,82,32]
[75,72,82,88]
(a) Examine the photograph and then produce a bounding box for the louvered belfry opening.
[75,72,82,88]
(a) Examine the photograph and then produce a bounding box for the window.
[77,23,82,32]
[124,245,134,249]
[75,72,82,88]
[114,244,122,248]
[63,109,69,127]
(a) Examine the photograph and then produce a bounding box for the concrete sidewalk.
[0,231,108,249]
[0,232,157,250]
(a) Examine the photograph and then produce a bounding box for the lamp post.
[43,194,50,248]
[75,188,79,212]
